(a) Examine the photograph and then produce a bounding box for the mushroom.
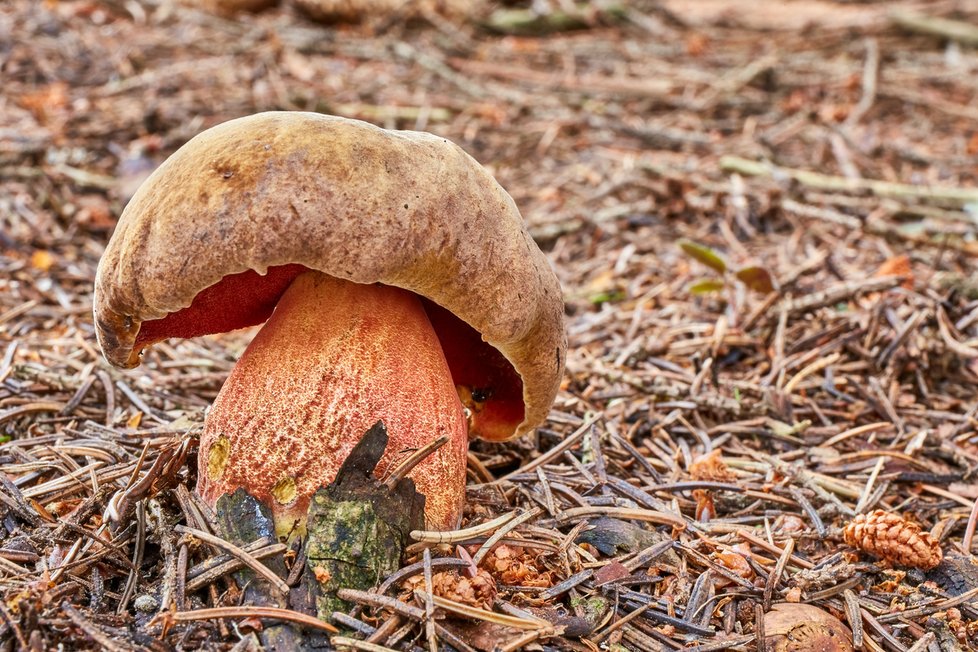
[763,603,855,652]
[94,112,565,537]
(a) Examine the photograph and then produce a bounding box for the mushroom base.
[196,271,468,537]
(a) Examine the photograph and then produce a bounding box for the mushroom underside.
[134,264,526,441]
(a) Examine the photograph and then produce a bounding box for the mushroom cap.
[94,111,565,440]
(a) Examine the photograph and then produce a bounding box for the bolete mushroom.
[94,112,565,537]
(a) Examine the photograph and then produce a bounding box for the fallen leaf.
[689,278,727,295]
[735,265,775,294]
[874,254,913,290]
[679,239,727,274]
[594,561,630,586]
[715,550,754,580]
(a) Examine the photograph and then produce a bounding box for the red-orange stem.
[197,271,468,536]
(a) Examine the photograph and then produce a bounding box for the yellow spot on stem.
[207,436,230,481]
[272,475,298,505]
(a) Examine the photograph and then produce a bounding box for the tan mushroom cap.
[94,111,565,440]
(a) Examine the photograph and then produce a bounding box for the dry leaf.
[874,254,913,290]
[689,449,736,482]
[679,240,727,274]
[715,549,754,580]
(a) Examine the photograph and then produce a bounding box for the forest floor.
[2,0,978,650]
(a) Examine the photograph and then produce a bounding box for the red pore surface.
[135,264,307,349]
[198,271,468,534]
[425,301,525,441]
[136,265,525,441]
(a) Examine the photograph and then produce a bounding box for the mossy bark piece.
[304,493,404,617]
[569,595,610,633]
[214,488,304,650]
[301,421,425,618]
[215,487,277,544]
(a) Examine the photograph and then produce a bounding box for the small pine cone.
[843,510,942,570]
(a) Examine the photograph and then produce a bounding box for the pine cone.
[843,510,942,570]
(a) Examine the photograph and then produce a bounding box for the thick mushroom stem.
[196,271,468,538]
